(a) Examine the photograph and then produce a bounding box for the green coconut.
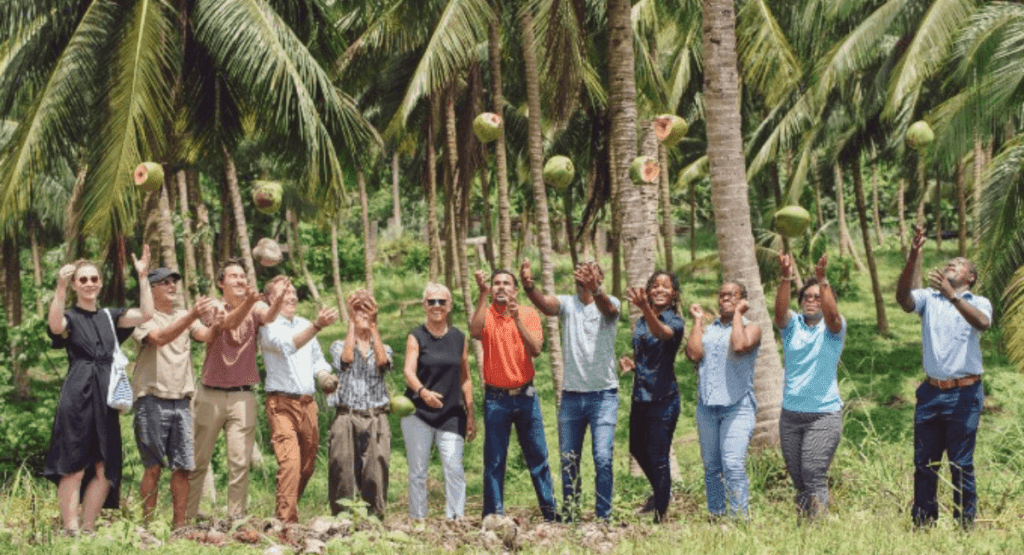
[252,180,282,215]
[629,156,660,185]
[390,395,416,418]
[654,114,689,147]
[906,121,934,150]
[774,205,812,237]
[133,162,164,194]
[543,155,575,190]
[473,112,503,143]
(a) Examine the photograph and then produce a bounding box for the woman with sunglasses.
[619,270,685,523]
[685,280,761,518]
[773,254,845,519]
[44,246,154,535]
[401,282,476,518]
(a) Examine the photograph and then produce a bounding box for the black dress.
[43,306,134,508]
[404,325,467,437]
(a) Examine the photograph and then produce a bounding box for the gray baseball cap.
[147,268,182,284]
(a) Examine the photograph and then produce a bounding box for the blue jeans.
[482,388,557,521]
[629,394,680,522]
[559,389,619,520]
[913,379,983,526]
[696,393,756,516]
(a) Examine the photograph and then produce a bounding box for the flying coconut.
[473,112,503,143]
[906,121,934,150]
[134,162,164,194]
[252,180,283,215]
[629,156,660,186]
[542,155,575,191]
[774,205,812,237]
[390,395,416,418]
[252,238,283,267]
[653,114,688,148]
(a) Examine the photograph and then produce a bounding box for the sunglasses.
[803,294,821,301]
[77,276,100,284]
[425,299,448,307]
[152,278,177,287]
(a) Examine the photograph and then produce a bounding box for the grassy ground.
[4,230,1024,553]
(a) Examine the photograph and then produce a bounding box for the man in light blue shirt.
[521,259,620,520]
[259,276,338,522]
[897,226,992,528]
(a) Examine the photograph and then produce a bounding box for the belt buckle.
[508,386,523,396]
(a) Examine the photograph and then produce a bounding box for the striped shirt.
[696,317,759,407]
[327,339,393,411]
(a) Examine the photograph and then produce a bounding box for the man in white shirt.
[259,275,339,523]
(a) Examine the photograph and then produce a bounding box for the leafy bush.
[376,234,430,275]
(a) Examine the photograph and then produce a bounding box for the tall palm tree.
[701,0,785,447]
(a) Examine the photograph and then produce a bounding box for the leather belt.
[926,375,981,390]
[336,404,390,417]
[268,391,315,403]
[204,384,253,392]
[486,381,533,396]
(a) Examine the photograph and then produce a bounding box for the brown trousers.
[266,394,319,523]
[328,407,391,517]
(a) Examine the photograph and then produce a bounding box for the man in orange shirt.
[470,269,557,521]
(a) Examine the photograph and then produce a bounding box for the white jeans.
[400,415,465,518]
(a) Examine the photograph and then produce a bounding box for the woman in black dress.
[45,245,153,534]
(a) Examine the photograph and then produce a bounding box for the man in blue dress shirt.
[897,226,992,527]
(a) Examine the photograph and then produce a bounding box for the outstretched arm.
[896,226,925,313]
[520,259,560,316]
[49,264,75,335]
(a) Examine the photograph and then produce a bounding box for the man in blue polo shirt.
[897,226,992,527]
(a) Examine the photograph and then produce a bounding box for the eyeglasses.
[426,299,448,306]
[77,276,100,284]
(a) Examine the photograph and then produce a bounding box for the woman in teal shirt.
[773,254,846,519]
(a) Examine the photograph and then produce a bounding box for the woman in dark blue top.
[620,270,685,522]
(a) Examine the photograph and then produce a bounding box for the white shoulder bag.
[104,309,133,413]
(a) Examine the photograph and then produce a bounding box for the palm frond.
[0,0,112,230]
[978,133,1024,297]
[736,0,802,108]
[0,12,51,116]
[80,0,177,238]
[882,0,974,120]
[812,0,910,94]
[385,0,493,135]
[536,0,589,124]
[1000,264,1024,370]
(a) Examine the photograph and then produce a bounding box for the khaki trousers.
[187,387,256,520]
[266,394,320,523]
[328,407,391,517]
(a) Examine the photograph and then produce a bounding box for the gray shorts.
[134,395,194,471]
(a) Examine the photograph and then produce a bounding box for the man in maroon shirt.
[186,259,285,521]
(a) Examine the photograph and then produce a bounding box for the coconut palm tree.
[701,0,785,447]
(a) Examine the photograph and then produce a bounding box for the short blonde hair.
[422,282,452,302]
[263,274,292,300]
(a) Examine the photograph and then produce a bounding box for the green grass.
[4,230,1024,553]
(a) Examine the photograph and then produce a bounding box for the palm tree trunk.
[443,91,460,293]
[329,216,349,324]
[811,155,824,229]
[426,106,442,281]
[489,19,513,270]
[934,177,943,254]
[63,164,88,263]
[689,176,697,262]
[189,169,217,296]
[357,169,375,296]
[157,178,180,275]
[955,159,967,257]
[702,0,785,447]
[912,156,926,289]
[659,144,674,272]
[480,158,496,268]
[972,133,983,244]
[30,220,44,317]
[834,163,866,271]
[218,183,233,273]
[622,117,659,326]
[871,157,883,245]
[897,178,908,260]
[851,155,888,334]
[391,152,403,235]
[3,234,28,399]
[222,143,256,284]
[175,170,196,306]
[521,6,565,401]
[288,208,322,302]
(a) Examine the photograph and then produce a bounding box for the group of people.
[42,223,990,534]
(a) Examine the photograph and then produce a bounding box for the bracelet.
[313,322,323,331]
[417,386,426,396]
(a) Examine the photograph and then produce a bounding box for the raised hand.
[778,253,794,280]
[735,298,750,315]
[928,270,954,299]
[244,284,261,304]
[132,244,151,276]
[519,259,534,289]
[912,225,926,252]
[689,303,705,322]
[627,287,649,311]
[814,254,828,282]
[315,307,340,330]
[619,356,636,375]
[192,296,214,318]
[474,269,490,294]
[506,295,520,320]
[58,264,76,285]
